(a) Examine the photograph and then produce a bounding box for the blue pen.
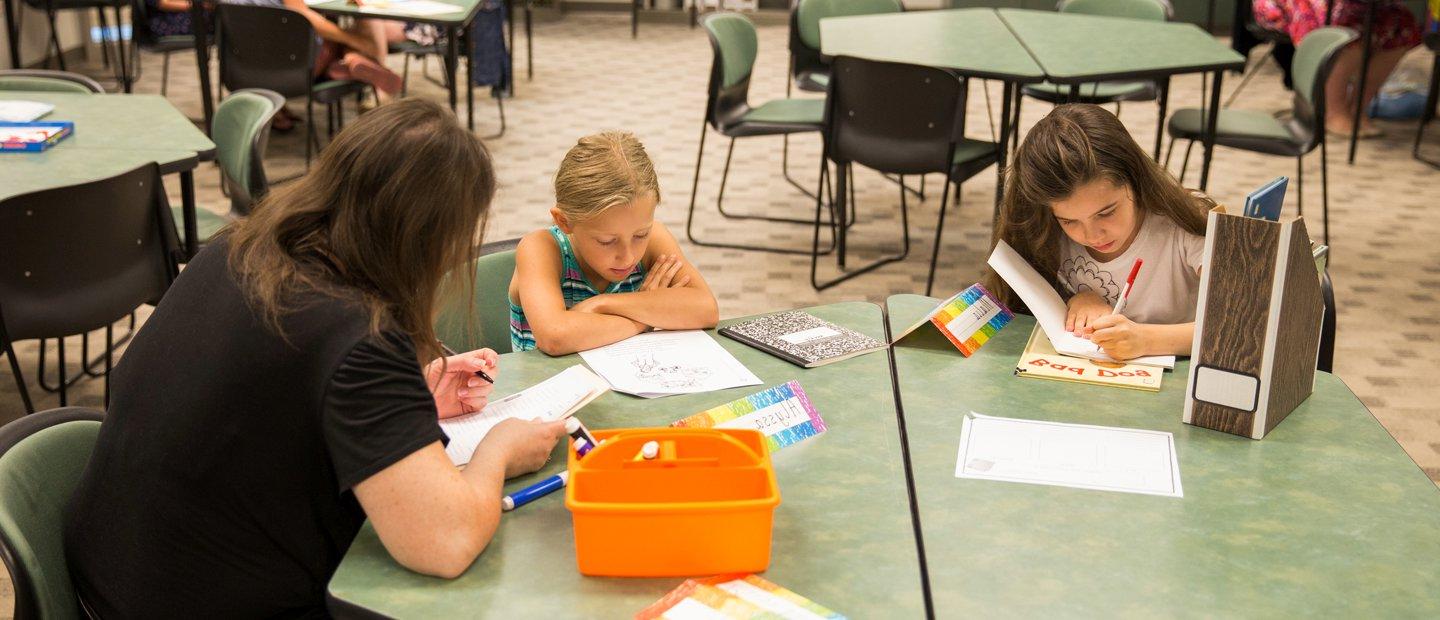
[501,471,569,512]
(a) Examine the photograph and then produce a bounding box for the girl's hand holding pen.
[427,348,500,418]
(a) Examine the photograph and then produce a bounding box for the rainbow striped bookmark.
[671,381,826,453]
[893,283,1013,356]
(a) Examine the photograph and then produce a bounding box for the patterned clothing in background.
[509,226,647,352]
[143,0,210,38]
[1253,0,1421,50]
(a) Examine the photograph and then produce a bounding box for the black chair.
[813,56,998,294]
[217,3,368,168]
[128,0,212,96]
[1225,0,1298,107]
[1413,31,1440,170]
[0,407,105,620]
[0,164,180,414]
[686,12,834,256]
[18,0,129,88]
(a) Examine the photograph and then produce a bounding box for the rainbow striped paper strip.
[930,283,1014,357]
[635,574,848,620]
[671,381,826,453]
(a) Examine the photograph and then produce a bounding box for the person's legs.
[1325,44,1362,134]
[1355,47,1410,130]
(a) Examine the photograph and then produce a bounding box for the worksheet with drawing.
[578,331,762,398]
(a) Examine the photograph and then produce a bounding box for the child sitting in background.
[984,104,1214,360]
[509,131,719,355]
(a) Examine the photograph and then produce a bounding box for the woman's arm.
[512,230,648,356]
[575,223,719,330]
[352,419,564,578]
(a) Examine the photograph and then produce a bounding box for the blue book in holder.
[1243,176,1288,222]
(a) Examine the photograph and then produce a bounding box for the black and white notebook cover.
[719,310,886,368]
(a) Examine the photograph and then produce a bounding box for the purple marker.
[566,417,596,458]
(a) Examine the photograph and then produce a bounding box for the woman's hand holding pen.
[426,348,500,419]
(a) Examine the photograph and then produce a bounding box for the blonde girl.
[509,131,719,355]
[985,104,1215,360]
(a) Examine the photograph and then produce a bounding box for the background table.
[997,9,1246,190]
[886,294,1440,616]
[0,92,215,257]
[328,302,927,618]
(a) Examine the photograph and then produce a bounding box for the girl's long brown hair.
[225,98,495,365]
[984,104,1211,309]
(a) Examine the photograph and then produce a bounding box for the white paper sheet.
[0,100,54,123]
[578,331,762,398]
[357,0,463,16]
[439,365,606,466]
[987,240,1175,369]
[955,412,1183,498]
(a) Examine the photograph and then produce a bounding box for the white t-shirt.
[1057,212,1205,325]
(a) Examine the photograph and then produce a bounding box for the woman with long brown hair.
[984,104,1214,360]
[65,99,564,616]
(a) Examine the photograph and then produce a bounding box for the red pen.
[1111,259,1143,316]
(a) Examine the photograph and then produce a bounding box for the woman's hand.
[476,418,568,479]
[425,349,500,419]
[1086,315,1151,360]
[1065,290,1112,336]
[639,254,690,291]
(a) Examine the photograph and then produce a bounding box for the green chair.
[178,88,286,245]
[1166,27,1357,246]
[0,407,105,620]
[686,12,836,256]
[435,238,521,355]
[1019,0,1169,109]
[0,69,103,93]
[789,0,903,95]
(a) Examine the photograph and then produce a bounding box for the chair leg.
[1319,135,1330,247]
[925,175,957,297]
[1295,154,1304,219]
[305,99,316,170]
[111,5,130,92]
[46,8,65,70]
[2,334,36,415]
[401,54,411,97]
[80,313,136,377]
[1164,136,1177,168]
[1178,140,1196,186]
[103,323,113,408]
[811,161,913,291]
[685,124,836,255]
[57,337,66,407]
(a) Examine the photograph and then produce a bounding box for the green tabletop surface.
[307,0,481,27]
[997,8,1245,82]
[328,302,926,618]
[1,92,213,200]
[820,8,1044,82]
[886,294,1440,617]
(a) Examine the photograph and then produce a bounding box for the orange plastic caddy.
[564,427,780,577]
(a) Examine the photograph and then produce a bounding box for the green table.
[821,8,1044,212]
[0,92,215,257]
[997,9,1245,188]
[886,294,1440,616]
[327,302,927,618]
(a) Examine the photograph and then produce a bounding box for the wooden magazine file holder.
[1183,208,1324,439]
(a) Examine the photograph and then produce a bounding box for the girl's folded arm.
[579,223,718,329]
[513,232,646,355]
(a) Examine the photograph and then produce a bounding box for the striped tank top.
[509,226,647,352]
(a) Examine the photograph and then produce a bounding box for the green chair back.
[0,70,103,94]
[1291,27,1357,119]
[211,88,283,216]
[703,12,759,90]
[1059,0,1168,21]
[796,0,903,51]
[0,413,104,620]
[435,249,517,355]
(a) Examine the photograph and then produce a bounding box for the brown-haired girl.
[985,104,1213,360]
[508,130,719,356]
[65,99,564,617]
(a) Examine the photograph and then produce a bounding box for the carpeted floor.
[3,10,1438,616]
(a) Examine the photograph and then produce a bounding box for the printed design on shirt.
[1059,256,1120,303]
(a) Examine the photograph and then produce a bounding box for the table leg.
[1069,83,1080,103]
[632,0,638,39]
[836,161,848,269]
[181,171,198,259]
[525,1,532,81]
[1154,76,1170,161]
[5,0,20,68]
[995,81,1013,218]
[1199,70,1223,191]
[1347,0,1376,165]
[445,25,459,113]
[193,1,214,133]
[463,27,474,131]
